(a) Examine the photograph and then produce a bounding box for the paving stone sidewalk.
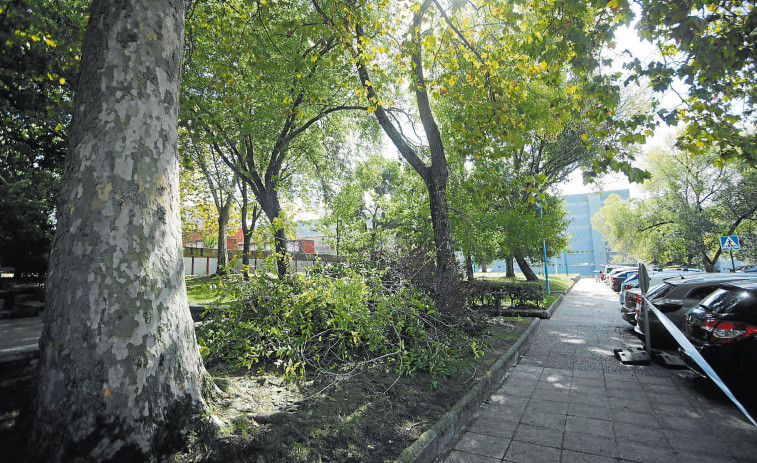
[439,278,757,463]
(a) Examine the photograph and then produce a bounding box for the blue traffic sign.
[720,235,740,251]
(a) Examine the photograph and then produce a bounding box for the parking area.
[441,278,757,463]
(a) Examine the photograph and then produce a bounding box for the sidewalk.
[439,278,757,463]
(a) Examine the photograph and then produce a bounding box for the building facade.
[558,189,630,276]
[486,189,629,276]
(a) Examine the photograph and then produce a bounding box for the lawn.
[185,275,236,306]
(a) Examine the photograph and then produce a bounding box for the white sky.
[557,18,686,199]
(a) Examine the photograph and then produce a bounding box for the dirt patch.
[176,317,532,462]
[0,317,532,462]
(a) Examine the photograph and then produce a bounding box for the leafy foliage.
[196,261,482,381]
[632,0,757,164]
[0,0,85,275]
[592,139,757,270]
[469,279,545,309]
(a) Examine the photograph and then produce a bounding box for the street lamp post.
[536,203,550,294]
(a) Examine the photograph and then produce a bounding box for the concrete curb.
[0,346,38,365]
[394,316,543,463]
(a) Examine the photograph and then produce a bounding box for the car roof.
[665,273,757,287]
[717,281,757,292]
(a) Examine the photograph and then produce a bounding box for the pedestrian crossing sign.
[720,235,740,251]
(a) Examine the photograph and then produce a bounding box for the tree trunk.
[465,253,474,281]
[481,261,488,273]
[239,182,258,280]
[514,250,539,281]
[702,252,718,273]
[260,193,288,278]
[215,198,232,275]
[352,18,457,285]
[505,255,515,278]
[29,1,207,460]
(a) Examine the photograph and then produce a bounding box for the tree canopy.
[592,138,757,270]
[632,0,757,164]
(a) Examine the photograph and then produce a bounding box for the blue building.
[558,189,630,276]
[486,189,629,276]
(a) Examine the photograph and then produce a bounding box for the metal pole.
[730,250,736,272]
[564,251,569,276]
[643,298,652,354]
[537,204,550,293]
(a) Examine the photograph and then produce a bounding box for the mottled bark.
[30,1,207,461]
[481,261,488,273]
[514,250,539,281]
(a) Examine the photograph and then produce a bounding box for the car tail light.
[699,320,757,344]
[612,277,618,284]
[624,283,634,290]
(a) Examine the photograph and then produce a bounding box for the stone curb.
[0,346,39,365]
[394,316,543,463]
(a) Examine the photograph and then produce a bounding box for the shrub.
[195,261,481,381]
[469,279,544,309]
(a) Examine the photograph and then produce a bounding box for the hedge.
[469,279,544,309]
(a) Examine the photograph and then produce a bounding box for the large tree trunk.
[29,1,207,460]
[215,198,232,275]
[424,172,455,276]
[514,250,539,281]
[505,255,515,278]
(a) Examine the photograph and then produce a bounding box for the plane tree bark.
[29,0,207,460]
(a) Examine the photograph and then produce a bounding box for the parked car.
[604,266,637,286]
[619,270,695,322]
[683,281,757,380]
[621,278,678,325]
[662,267,703,273]
[634,274,757,348]
[600,264,634,283]
[609,269,638,292]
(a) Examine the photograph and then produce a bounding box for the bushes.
[469,279,544,309]
[195,262,481,381]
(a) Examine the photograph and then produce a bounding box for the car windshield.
[700,288,757,314]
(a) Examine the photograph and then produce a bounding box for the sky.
[556,17,685,199]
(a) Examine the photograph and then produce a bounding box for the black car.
[683,282,757,379]
[609,269,637,292]
[634,274,757,348]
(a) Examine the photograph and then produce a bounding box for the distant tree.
[0,0,86,276]
[180,135,239,274]
[315,0,654,292]
[29,1,207,460]
[593,142,757,271]
[181,0,364,278]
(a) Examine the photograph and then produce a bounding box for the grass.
[185,275,236,306]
